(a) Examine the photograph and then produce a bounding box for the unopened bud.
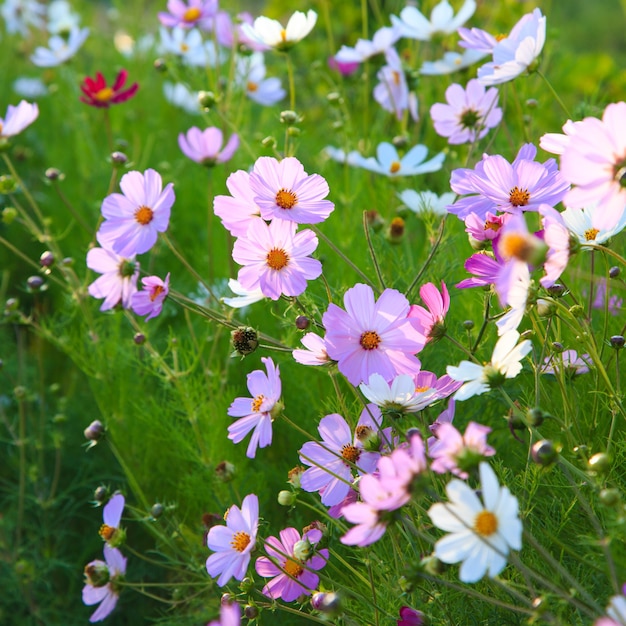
[295,315,309,330]
[0,175,17,194]
[39,250,54,268]
[153,58,167,72]
[231,326,258,356]
[277,490,296,506]
[198,91,218,108]
[244,605,259,619]
[551,341,564,353]
[287,126,300,137]
[547,283,566,298]
[2,206,18,224]
[133,332,145,345]
[280,110,298,124]
[599,488,620,506]
[610,335,625,349]
[531,440,557,466]
[151,503,164,519]
[261,136,276,148]
[387,216,405,243]
[526,98,539,109]
[364,209,385,232]
[94,486,107,503]
[526,407,548,427]
[536,298,555,317]
[326,92,342,105]
[5,297,19,312]
[392,135,409,149]
[311,591,340,614]
[26,275,45,291]
[84,420,104,442]
[462,319,474,330]
[587,452,611,475]
[45,167,62,181]
[609,266,620,279]
[110,151,128,166]
[569,304,585,318]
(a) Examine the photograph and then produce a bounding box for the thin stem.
[536,69,572,119]
[405,215,446,299]
[363,210,385,290]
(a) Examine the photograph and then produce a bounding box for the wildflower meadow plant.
[2,1,626,625]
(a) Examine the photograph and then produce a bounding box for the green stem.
[405,215,446,299]
[536,69,572,119]
[363,211,385,290]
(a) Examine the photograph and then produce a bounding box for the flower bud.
[326,92,343,105]
[26,275,45,291]
[610,335,625,349]
[5,297,19,312]
[2,206,18,224]
[295,315,309,330]
[238,577,254,593]
[462,319,475,330]
[364,209,385,232]
[84,561,110,587]
[280,110,299,125]
[261,136,276,148]
[599,488,620,506]
[531,440,558,466]
[84,420,105,442]
[526,407,548,427]
[421,554,446,575]
[133,332,145,345]
[386,216,405,243]
[287,126,301,137]
[293,537,314,561]
[392,135,409,149]
[569,304,585,318]
[45,167,62,181]
[215,460,235,482]
[153,58,167,72]
[39,250,54,268]
[536,298,555,317]
[231,326,258,356]
[110,151,128,166]
[244,605,259,619]
[587,452,611,475]
[151,503,164,519]
[526,98,539,109]
[94,486,108,503]
[220,593,232,605]
[547,283,566,298]
[312,591,340,614]
[14,385,27,399]
[551,341,564,353]
[277,490,296,506]
[609,266,620,279]
[0,175,18,194]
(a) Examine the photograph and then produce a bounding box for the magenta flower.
[213,170,262,238]
[82,546,126,623]
[97,169,175,257]
[158,0,217,30]
[255,528,328,602]
[292,332,331,366]
[322,283,426,386]
[227,357,282,458]
[456,252,502,289]
[207,600,241,626]
[131,273,170,321]
[248,156,334,225]
[561,102,626,230]
[232,219,322,301]
[430,79,501,144]
[408,281,450,341]
[80,70,139,108]
[206,494,258,586]
[0,100,38,138]
[398,606,425,625]
[87,247,139,311]
[178,127,239,165]
[99,494,125,547]
[464,211,508,241]
[299,406,383,506]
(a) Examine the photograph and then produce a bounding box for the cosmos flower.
[12,77,48,99]
[595,594,626,626]
[391,0,476,41]
[158,0,217,30]
[373,48,418,121]
[397,606,426,626]
[420,49,487,75]
[158,26,211,66]
[241,10,317,51]
[131,273,170,321]
[562,205,626,246]
[163,81,201,114]
[206,494,258,586]
[292,332,330,366]
[213,169,263,238]
[428,462,522,582]
[86,247,139,312]
[30,25,90,67]
[398,190,456,216]
[408,281,450,341]
[207,599,241,626]
[80,70,139,108]
[99,494,125,548]
[47,0,81,35]
[542,350,591,377]
[1,0,45,35]
[0,100,38,138]
[359,373,439,416]
[236,53,286,106]
[334,25,400,64]
[221,278,265,309]
[82,546,127,623]
[178,127,239,165]
[97,169,175,257]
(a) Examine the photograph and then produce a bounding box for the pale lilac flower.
[217,11,268,52]
[87,247,139,312]
[542,350,590,376]
[322,283,426,386]
[207,600,241,626]
[0,100,38,138]
[391,0,476,41]
[82,546,126,623]
[227,357,282,458]
[408,281,449,341]
[236,53,285,106]
[163,81,201,114]
[293,333,330,366]
[420,49,487,75]
[46,0,80,35]
[213,169,262,238]
[256,528,328,601]
[159,26,210,66]
[12,77,48,99]
[178,127,239,165]
[30,26,90,67]
[447,330,532,401]
[494,261,530,336]
[539,119,582,156]
[131,273,170,321]
[97,169,175,257]
[429,422,495,478]
[539,205,570,288]
[398,190,456,216]
[242,10,317,51]
[373,48,418,121]
[561,102,626,230]
[334,25,400,64]
[99,494,125,547]
[428,462,522,582]
[562,205,626,246]
[591,278,623,316]
[428,399,456,448]
[158,0,217,30]
[1,0,45,35]
[360,373,438,416]
[377,432,429,497]
[299,407,382,506]
[221,278,265,309]
[248,156,334,225]
[430,79,502,144]
[232,219,322,301]
[476,9,546,86]
[458,27,498,54]
[206,494,258,586]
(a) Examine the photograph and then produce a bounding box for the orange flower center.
[415,385,430,393]
[247,81,258,92]
[584,228,599,241]
[360,330,381,350]
[183,7,202,22]
[509,186,530,207]
[355,425,372,441]
[275,188,297,209]
[474,510,498,536]
[150,285,165,302]
[94,87,114,103]
[484,220,501,232]
[99,524,116,541]
[389,161,401,174]
[499,232,534,261]
[251,394,265,412]
[341,444,361,464]
[392,70,401,86]
[283,558,304,578]
[266,248,289,270]
[230,530,251,552]
[135,205,154,225]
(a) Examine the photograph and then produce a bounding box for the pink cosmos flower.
[408,281,450,341]
[590,278,623,316]
[539,119,582,156]
[360,373,439,416]
[206,494,258,586]
[373,48,418,122]
[207,600,241,626]
[322,283,426,386]
[561,102,626,230]
[538,205,569,288]
[99,494,125,548]
[464,211,508,242]
[178,127,239,165]
[131,273,170,321]
[158,0,217,30]
[414,371,462,404]
[542,350,591,376]
[82,546,126,623]
[377,433,428,498]
[299,406,383,506]
[430,79,502,144]
[255,528,328,602]
[248,156,334,225]
[227,357,282,458]
[429,422,495,478]
[213,169,262,238]
[428,399,456,448]
[0,100,38,138]
[87,247,139,311]
[232,219,322,301]
[328,56,359,76]
[97,169,175,257]
[292,332,330,366]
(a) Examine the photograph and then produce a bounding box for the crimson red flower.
[80,70,139,108]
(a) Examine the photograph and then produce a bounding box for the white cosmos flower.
[360,373,439,414]
[391,0,476,41]
[241,10,317,51]
[606,595,626,625]
[562,205,626,246]
[398,190,456,215]
[420,49,487,75]
[222,278,265,308]
[163,82,201,114]
[447,330,532,401]
[428,462,522,583]
[30,26,89,67]
[334,25,400,63]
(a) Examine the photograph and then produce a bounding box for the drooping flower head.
[178,127,238,166]
[0,100,39,139]
[82,546,126,623]
[80,70,139,108]
[99,494,125,548]
[241,10,317,51]
[131,273,170,321]
[97,169,175,257]
[87,247,139,312]
[206,493,259,586]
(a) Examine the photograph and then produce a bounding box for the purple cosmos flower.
[236,53,286,106]
[213,169,262,238]
[0,100,38,138]
[87,247,139,311]
[542,350,591,377]
[206,493,258,586]
[247,156,334,225]
[430,79,502,144]
[408,281,450,341]
[398,606,426,626]
[322,283,426,386]
[97,169,175,257]
[464,211,508,242]
[292,332,330,366]
[131,273,170,321]
[178,127,239,165]
[207,599,241,626]
[328,56,360,76]
[99,494,125,548]
[255,528,328,602]
[590,278,623,316]
[82,546,126,623]
[413,370,462,405]
[158,0,217,30]
[458,26,498,53]
[227,357,282,458]
[373,48,418,122]
[232,219,322,301]
[428,399,456,448]
[299,406,383,506]
[456,252,502,289]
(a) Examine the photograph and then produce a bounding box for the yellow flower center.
[415,385,430,393]
[150,285,165,302]
[94,87,114,103]
[509,186,531,207]
[180,43,189,52]
[247,81,258,92]
[251,394,265,412]
[484,220,501,232]
[360,330,381,350]
[392,70,401,86]
[280,28,288,42]
[341,444,361,464]
[389,161,401,174]
[230,530,251,552]
[183,7,202,22]
[474,510,498,536]
[99,524,116,541]
[283,558,304,578]
[275,188,297,209]
[499,232,534,261]
[584,228,599,241]
[266,248,289,270]
[135,205,154,225]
